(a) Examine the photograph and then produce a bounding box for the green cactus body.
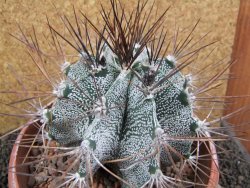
[153,59,196,166]
[118,69,161,187]
[45,43,199,187]
[49,46,120,145]
[78,69,132,177]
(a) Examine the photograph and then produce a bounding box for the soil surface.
[1,133,250,188]
[0,133,18,188]
[216,140,250,188]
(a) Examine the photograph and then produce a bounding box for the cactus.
[2,0,242,187]
[45,41,197,187]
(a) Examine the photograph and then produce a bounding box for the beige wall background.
[0,0,240,134]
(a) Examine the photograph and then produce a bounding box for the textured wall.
[0,0,239,134]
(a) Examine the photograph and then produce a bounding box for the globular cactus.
[45,43,196,187]
[40,3,201,185]
[3,0,233,187]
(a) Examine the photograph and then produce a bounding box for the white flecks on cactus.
[53,80,67,98]
[61,61,71,72]
[133,43,150,67]
[155,127,164,137]
[166,54,177,64]
[185,88,196,106]
[185,74,194,88]
[80,139,90,150]
[102,44,121,71]
[79,51,89,59]
[117,69,130,79]
[40,108,50,124]
[93,96,107,118]
[146,92,154,100]
[195,119,209,134]
[149,63,157,72]
[43,131,52,141]
[134,43,141,50]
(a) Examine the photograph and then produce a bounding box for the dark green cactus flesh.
[41,41,199,187]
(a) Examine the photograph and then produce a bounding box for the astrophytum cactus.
[3,0,235,187]
[44,41,196,186]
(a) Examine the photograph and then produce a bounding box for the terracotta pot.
[8,123,219,188]
[8,123,38,188]
[196,140,219,188]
